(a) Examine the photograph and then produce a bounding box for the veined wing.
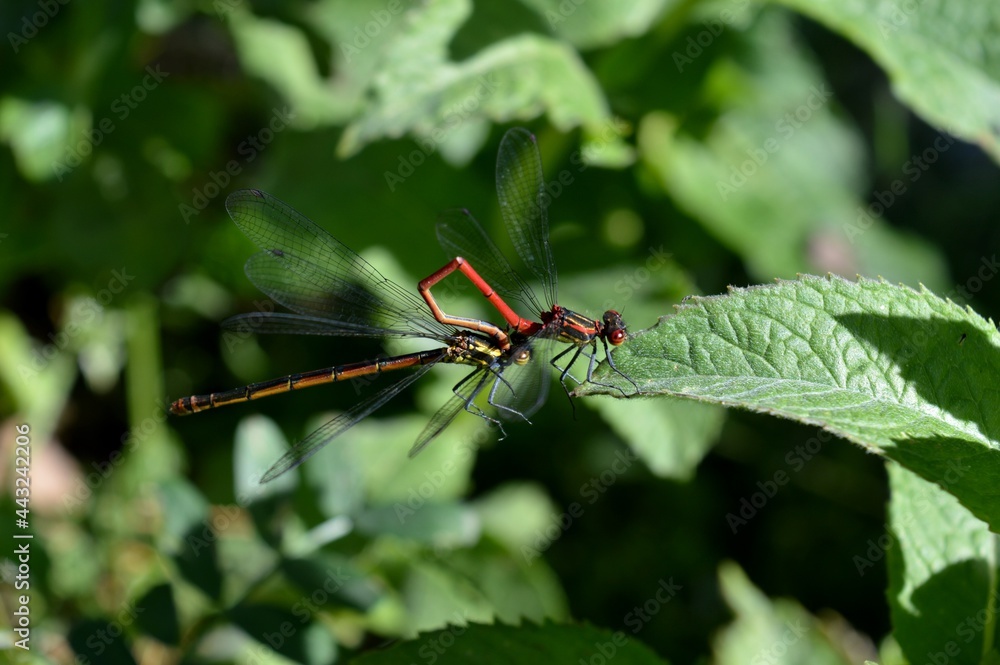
[495,128,558,309]
[260,362,437,483]
[226,189,448,340]
[488,336,552,422]
[240,252,451,340]
[436,208,545,317]
[407,366,494,458]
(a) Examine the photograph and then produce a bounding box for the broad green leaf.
[768,0,1000,164]
[135,583,180,646]
[639,10,948,289]
[228,10,356,127]
[335,0,628,164]
[350,621,669,665]
[713,562,851,665]
[445,539,570,625]
[472,482,558,553]
[561,258,720,476]
[591,396,724,480]
[68,619,138,665]
[355,502,481,548]
[233,414,298,499]
[227,604,339,665]
[342,412,480,506]
[399,559,498,632]
[581,274,1000,530]
[0,312,77,448]
[280,554,385,612]
[885,463,1000,665]
[0,98,81,182]
[233,415,299,552]
[157,479,224,600]
[520,0,674,49]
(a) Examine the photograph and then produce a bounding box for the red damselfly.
[418,128,638,404]
[170,189,538,483]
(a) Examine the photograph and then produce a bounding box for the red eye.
[609,329,626,345]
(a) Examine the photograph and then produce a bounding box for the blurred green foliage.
[2,0,1000,663]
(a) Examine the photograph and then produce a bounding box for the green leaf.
[520,0,675,49]
[348,621,669,665]
[638,9,948,288]
[0,97,82,182]
[445,539,570,625]
[885,463,1000,665]
[68,619,138,665]
[335,0,627,164]
[590,397,724,480]
[580,274,1000,530]
[233,415,300,550]
[713,562,852,664]
[135,583,181,646]
[279,554,385,612]
[157,478,224,600]
[227,603,339,665]
[234,414,299,497]
[355,502,481,548]
[768,0,1000,164]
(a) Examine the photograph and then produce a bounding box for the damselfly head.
[602,310,627,346]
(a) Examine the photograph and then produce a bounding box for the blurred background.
[1,0,999,663]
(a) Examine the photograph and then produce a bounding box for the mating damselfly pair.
[170,128,637,482]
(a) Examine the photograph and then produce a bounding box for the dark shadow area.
[837,312,1000,530]
[888,544,996,665]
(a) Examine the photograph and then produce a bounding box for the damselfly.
[170,189,539,482]
[419,128,638,403]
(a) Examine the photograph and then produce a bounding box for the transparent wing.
[489,336,553,422]
[227,189,450,340]
[240,252,444,340]
[436,208,545,316]
[221,312,418,338]
[495,128,558,308]
[260,362,436,483]
[407,367,493,458]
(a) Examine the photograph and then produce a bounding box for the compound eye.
[609,329,626,345]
